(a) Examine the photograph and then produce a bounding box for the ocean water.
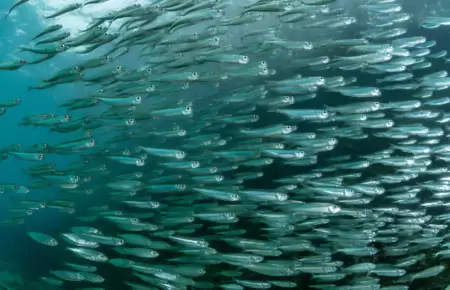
[0,0,450,289]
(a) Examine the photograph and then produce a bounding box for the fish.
[4,0,30,19]
[1,0,450,289]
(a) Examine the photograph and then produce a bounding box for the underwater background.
[1,0,450,289]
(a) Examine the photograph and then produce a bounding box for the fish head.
[276,193,289,201]
[230,193,240,201]
[282,125,294,134]
[275,143,284,149]
[97,253,108,262]
[87,139,95,148]
[136,158,145,166]
[328,204,340,213]
[175,184,186,190]
[175,150,186,159]
[320,110,329,119]
[224,213,236,219]
[344,188,355,197]
[58,44,67,52]
[259,67,270,76]
[115,238,125,246]
[49,238,58,246]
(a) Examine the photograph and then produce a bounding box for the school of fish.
[4,0,450,289]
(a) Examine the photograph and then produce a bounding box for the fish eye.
[193,161,199,166]
[286,125,291,130]
[231,194,239,200]
[136,96,142,101]
[38,154,44,159]
[388,120,394,124]
[27,209,33,214]
[192,72,198,76]
[307,42,312,45]
[243,56,249,60]
[92,99,97,103]
[60,44,65,48]
[0,188,4,194]
[40,202,46,207]
[186,106,192,111]
[128,118,133,122]
[116,65,122,70]
[20,60,26,64]
[64,115,70,119]
[180,129,186,134]
[374,102,380,106]
[89,139,95,143]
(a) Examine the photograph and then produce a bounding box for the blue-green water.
[1,0,450,289]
